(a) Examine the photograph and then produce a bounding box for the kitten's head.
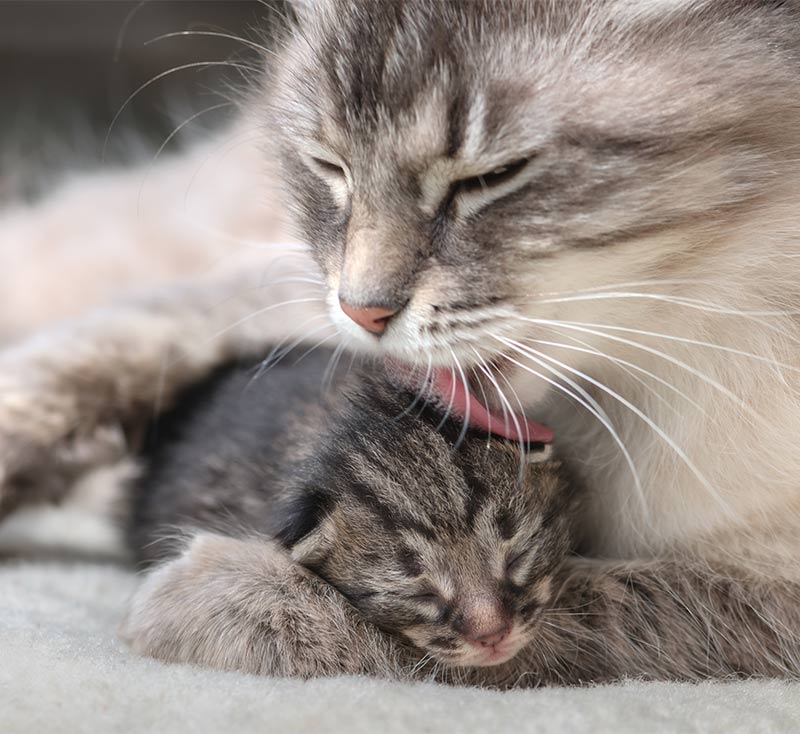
[277,377,576,667]
[267,0,800,402]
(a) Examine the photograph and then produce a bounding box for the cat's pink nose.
[468,624,511,648]
[339,300,398,336]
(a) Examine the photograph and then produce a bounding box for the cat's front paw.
[0,365,123,514]
[121,533,403,679]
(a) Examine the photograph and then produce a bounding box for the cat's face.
[282,381,576,667]
[269,0,797,402]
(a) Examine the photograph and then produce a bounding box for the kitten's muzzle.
[467,624,511,649]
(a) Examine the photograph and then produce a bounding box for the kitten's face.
[270,0,798,397]
[283,384,575,667]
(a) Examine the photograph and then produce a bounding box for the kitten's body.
[129,348,575,676]
[2,0,800,683]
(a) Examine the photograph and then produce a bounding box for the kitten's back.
[129,348,348,565]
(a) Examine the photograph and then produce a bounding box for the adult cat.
[2,1,800,680]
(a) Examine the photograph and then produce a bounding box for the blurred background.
[0,0,276,201]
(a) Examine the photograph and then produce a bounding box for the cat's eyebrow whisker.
[144,30,275,56]
[522,333,708,416]
[511,316,770,429]
[493,335,646,511]
[137,102,235,217]
[103,60,257,160]
[500,336,736,520]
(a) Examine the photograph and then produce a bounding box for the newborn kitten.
[129,348,575,670]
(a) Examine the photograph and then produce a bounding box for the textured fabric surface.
[1,509,798,734]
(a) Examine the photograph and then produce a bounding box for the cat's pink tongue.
[428,367,553,444]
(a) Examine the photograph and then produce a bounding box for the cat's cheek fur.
[121,533,406,679]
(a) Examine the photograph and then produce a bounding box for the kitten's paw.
[121,533,403,679]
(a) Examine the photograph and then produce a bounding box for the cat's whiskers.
[469,349,515,441]
[510,316,769,429]
[266,316,335,369]
[204,294,326,346]
[492,335,645,511]
[520,309,800,371]
[434,366,459,434]
[521,334,707,416]
[492,361,537,483]
[500,335,734,520]
[393,353,434,422]
[527,290,800,319]
[450,349,472,451]
[320,338,350,396]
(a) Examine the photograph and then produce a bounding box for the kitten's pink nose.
[468,624,511,648]
[339,299,398,336]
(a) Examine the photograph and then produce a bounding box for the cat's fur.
[3,0,800,683]
[127,349,573,673]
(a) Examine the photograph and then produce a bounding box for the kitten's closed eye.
[407,591,441,604]
[505,549,529,575]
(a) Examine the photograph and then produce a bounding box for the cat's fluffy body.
[2,0,800,683]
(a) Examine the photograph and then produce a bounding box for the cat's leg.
[120,533,407,678]
[0,125,287,341]
[0,122,330,515]
[0,266,329,517]
[493,556,800,686]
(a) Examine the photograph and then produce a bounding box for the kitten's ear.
[289,519,333,566]
[525,443,555,464]
[275,485,332,549]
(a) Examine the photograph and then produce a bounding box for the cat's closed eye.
[455,157,531,196]
[310,156,347,181]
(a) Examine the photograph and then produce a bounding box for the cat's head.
[266,0,800,406]
[277,377,577,667]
